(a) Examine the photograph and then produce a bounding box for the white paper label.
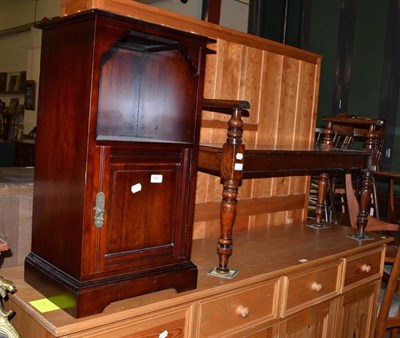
[159,330,169,338]
[234,163,243,171]
[151,174,163,183]
[236,153,244,160]
[131,183,142,194]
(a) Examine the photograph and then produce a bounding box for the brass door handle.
[94,192,105,228]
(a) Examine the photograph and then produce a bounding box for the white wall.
[136,0,249,32]
[0,0,60,133]
[137,0,203,19]
[0,0,60,29]
[220,0,249,33]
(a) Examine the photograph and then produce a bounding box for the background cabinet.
[24,10,213,318]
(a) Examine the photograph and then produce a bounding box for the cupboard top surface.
[4,223,391,335]
[37,9,215,45]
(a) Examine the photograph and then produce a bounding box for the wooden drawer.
[283,261,342,316]
[198,280,279,337]
[68,306,190,338]
[344,248,383,288]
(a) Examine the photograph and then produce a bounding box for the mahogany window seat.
[198,99,375,276]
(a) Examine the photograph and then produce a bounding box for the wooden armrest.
[375,171,400,179]
[203,98,250,117]
[322,116,385,127]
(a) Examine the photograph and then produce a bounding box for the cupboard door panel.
[101,150,191,271]
[280,301,336,338]
[244,326,277,338]
[336,282,379,338]
[107,165,178,252]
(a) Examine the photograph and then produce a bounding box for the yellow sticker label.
[29,299,60,313]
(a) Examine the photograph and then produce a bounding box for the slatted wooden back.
[195,33,321,238]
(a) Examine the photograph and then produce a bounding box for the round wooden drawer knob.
[237,305,250,318]
[361,264,371,273]
[311,282,323,293]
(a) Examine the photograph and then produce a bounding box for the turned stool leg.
[356,170,373,239]
[315,172,329,225]
[216,178,239,274]
[213,107,245,276]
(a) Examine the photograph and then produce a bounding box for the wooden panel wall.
[61,0,322,239]
[194,42,321,239]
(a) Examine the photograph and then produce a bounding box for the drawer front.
[198,280,279,337]
[69,307,189,338]
[284,261,341,315]
[344,248,383,288]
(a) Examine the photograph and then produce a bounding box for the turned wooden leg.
[356,170,373,238]
[315,172,329,225]
[388,177,396,223]
[214,107,245,275]
[321,122,334,149]
[216,178,239,274]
